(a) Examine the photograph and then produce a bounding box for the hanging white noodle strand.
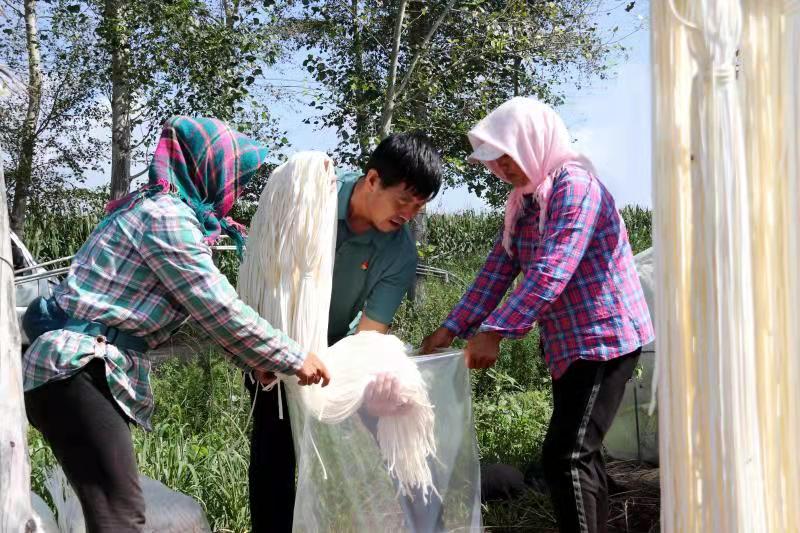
[653,0,800,530]
[740,1,800,529]
[652,0,770,530]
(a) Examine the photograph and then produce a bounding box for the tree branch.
[130,165,148,179]
[128,119,159,151]
[34,80,69,136]
[393,0,456,103]
[377,0,408,139]
[0,0,23,17]
[377,0,457,139]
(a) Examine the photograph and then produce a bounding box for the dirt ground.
[607,460,660,533]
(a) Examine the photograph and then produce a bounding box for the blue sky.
[262,1,653,213]
[560,6,651,210]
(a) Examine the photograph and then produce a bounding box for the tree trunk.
[378,0,456,140]
[407,1,430,305]
[10,0,43,236]
[377,0,408,140]
[0,141,36,532]
[408,205,427,305]
[106,0,132,201]
[351,0,370,158]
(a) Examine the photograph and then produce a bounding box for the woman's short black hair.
[365,132,443,200]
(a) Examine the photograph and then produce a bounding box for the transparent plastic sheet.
[605,247,659,464]
[604,350,659,464]
[287,350,482,533]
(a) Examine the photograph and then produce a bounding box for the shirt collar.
[337,177,357,221]
[336,175,401,249]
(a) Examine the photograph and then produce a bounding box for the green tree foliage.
[290,0,640,205]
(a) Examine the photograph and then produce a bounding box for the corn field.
[21,189,107,262]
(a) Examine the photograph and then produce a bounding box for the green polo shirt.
[328,171,418,345]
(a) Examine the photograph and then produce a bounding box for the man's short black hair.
[365,132,443,200]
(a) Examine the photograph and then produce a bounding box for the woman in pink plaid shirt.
[422,98,653,533]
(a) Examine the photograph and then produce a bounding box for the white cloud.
[562,59,652,208]
[558,15,653,208]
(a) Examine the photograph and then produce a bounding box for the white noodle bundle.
[653,1,768,530]
[237,151,437,500]
[311,331,436,498]
[653,0,800,530]
[237,151,336,354]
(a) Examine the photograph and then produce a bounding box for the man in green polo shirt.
[246,132,443,533]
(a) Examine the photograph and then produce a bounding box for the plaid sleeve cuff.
[442,318,462,336]
[282,345,308,375]
[443,318,485,340]
[477,321,530,340]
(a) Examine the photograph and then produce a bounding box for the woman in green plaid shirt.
[21,117,330,532]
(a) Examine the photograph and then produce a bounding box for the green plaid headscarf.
[106,116,269,256]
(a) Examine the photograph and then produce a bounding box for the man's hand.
[295,352,331,387]
[363,373,411,417]
[464,331,502,369]
[420,326,456,354]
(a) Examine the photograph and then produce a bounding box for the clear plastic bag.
[288,349,482,532]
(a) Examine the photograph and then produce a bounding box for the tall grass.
[424,205,653,263]
[22,188,106,262]
[15,184,653,266]
[423,211,503,266]
[136,356,253,531]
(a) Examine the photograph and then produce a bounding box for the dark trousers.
[246,377,296,533]
[246,377,444,533]
[541,349,640,533]
[25,359,146,533]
